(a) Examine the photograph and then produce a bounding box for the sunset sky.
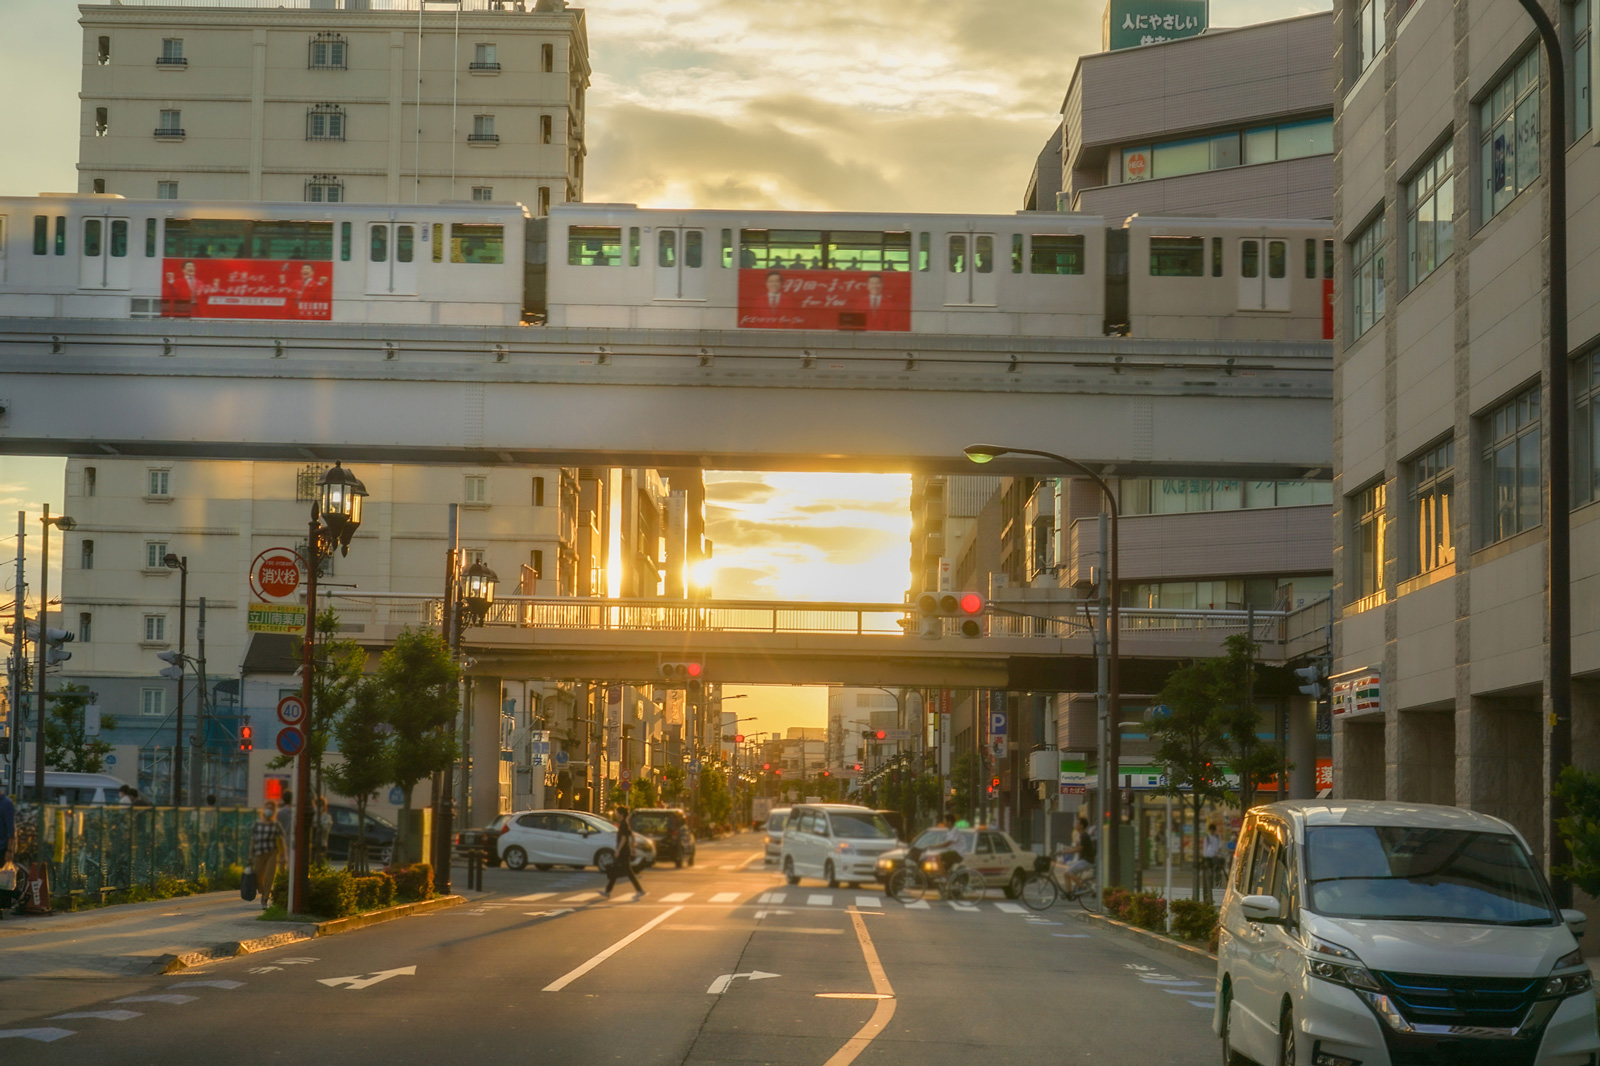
[0,0,1326,734]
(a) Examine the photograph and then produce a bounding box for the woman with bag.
[600,805,644,901]
[248,801,286,910]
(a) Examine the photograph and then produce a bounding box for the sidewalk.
[0,890,315,979]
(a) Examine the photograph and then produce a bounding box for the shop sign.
[248,601,307,634]
[1059,753,1089,795]
[1103,0,1207,51]
[1332,668,1382,719]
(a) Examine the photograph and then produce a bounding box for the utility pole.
[190,597,207,803]
[7,512,24,797]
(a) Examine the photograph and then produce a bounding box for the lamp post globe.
[317,462,369,556]
[461,560,500,626]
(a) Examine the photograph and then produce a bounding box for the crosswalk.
[509,886,1058,915]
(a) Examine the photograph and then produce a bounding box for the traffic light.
[988,776,1000,794]
[821,770,830,778]
[239,722,254,752]
[875,730,887,741]
[762,762,771,771]
[734,733,744,744]
[860,729,873,740]
[660,661,703,681]
[156,649,183,680]
[914,591,985,639]
[27,620,75,665]
[1295,658,1329,699]
[853,763,862,772]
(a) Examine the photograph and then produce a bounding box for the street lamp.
[34,507,75,804]
[965,443,1123,888]
[292,463,368,915]
[435,553,498,896]
[162,553,188,805]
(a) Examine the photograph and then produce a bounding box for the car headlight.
[1542,948,1594,997]
[921,859,941,873]
[1305,936,1381,993]
[835,842,855,854]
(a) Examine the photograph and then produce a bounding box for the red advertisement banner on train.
[737,268,910,331]
[161,258,333,320]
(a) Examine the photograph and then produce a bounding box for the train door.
[653,227,707,300]
[79,216,131,290]
[944,232,998,306]
[1237,236,1290,311]
[366,222,418,295]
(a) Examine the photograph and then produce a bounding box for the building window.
[1119,478,1332,515]
[92,179,106,194]
[1574,349,1600,505]
[539,114,554,144]
[156,110,183,138]
[1351,481,1388,605]
[305,174,344,202]
[1482,384,1542,543]
[468,185,493,202]
[531,549,544,577]
[1481,50,1541,222]
[1350,214,1386,340]
[1406,139,1455,289]
[95,107,108,136]
[84,466,96,496]
[143,614,167,642]
[1573,0,1592,137]
[464,548,486,566]
[159,38,185,66]
[537,187,550,216]
[532,476,545,506]
[541,43,554,72]
[306,104,346,141]
[147,468,170,496]
[1121,117,1332,184]
[81,539,94,570]
[157,181,178,199]
[1355,0,1387,74]
[1406,440,1455,575]
[98,35,110,64]
[472,42,499,70]
[470,114,498,143]
[141,687,164,717]
[309,33,347,70]
[466,474,488,504]
[145,541,169,569]
[78,612,92,643]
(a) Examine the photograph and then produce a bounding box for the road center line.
[821,908,897,1066]
[541,906,683,992]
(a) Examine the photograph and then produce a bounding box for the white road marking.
[1145,978,1204,985]
[1160,986,1208,994]
[278,957,318,965]
[512,893,555,902]
[113,995,196,1005]
[562,892,601,902]
[49,1011,141,1022]
[718,864,740,870]
[901,899,930,910]
[854,896,881,909]
[948,902,978,912]
[248,966,284,974]
[752,909,795,919]
[318,966,417,991]
[1187,1000,1215,1008]
[523,908,575,918]
[661,892,694,903]
[1052,933,1090,938]
[709,892,741,904]
[759,892,787,904]
[994,902,1026,914]
[169,980,244,990]
[0,1028,76,1042]
[706,970,780,994]
[543,907,683,992]
[807,894,833,906]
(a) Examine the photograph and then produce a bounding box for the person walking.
[0,780,17,918]
[250,801,287,910]
[601,805,644,901]
[1201,822,1225,903]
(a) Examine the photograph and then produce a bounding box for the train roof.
[547,203,1109,226]
[0,194,531,218]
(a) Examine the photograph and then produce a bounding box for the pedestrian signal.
[240,723,254,752]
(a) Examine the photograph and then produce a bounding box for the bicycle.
[886,850,987,904]
[1019,854,1101,913]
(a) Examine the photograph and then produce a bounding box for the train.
[0,195,1333,340]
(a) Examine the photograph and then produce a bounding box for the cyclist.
[1055,816,1097,895]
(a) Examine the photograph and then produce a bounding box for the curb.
[1066,908,1217,968]
[154,895,466,975]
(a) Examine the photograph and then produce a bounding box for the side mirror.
[1562,908,1588,939]
[1240,894,1285,924]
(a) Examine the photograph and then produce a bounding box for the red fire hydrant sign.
[248,548,307,634]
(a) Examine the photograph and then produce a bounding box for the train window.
[33,215,47,255]
[1304,238,1316,279]
[1010,235,1023,274]
[740,229,823,270]
[974,235,994,273]
[450,224,502,264]
[55,216,66,255]
[145,218,158,257]
[1323,240,1334,279]
[370,226,387,263]
[918,233,930,271]
[433,223,444,262]
[1268,240,1286,279]
[1241,240,1260,278]
[163,219,333,260]
[823,231,909,271]
[84,219,102,257]
[1029,234,1085,275]
[684,229,703,268]
[1149,236,1205,277]
[341,221,351,262]
[948,235,967,273]
[566,226,622,267]
[110,220,128,258]
[628,227,640,267]
[721,229,732,268]
[397,225,415,264]
[659,230,676,268]
[1211,237,1223,277]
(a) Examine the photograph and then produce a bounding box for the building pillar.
[1334,717,1385,799]
[1462,694,1544,856]
[1395,706,1455,805]
[469,677,509,823]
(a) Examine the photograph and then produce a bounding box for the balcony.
[156,56,187,66]
[154,128,186,139]
[469,61,501,71]
[467,132,500,144]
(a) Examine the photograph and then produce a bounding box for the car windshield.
[767,812,788,830]
[828,811,895,839]
[366,813,397,830]
[1305,826,1558,925]
[632,812,672,834]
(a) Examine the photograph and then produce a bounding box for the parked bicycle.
[1019,853,1101,913]
[886,847,987,904]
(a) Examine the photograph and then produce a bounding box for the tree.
[43,683,115,773]
[950,750,979,822]
[658,764,687,807]
[323,678,391,874]
[270,608,367,795]
[1149,659,1229,897]
[629,774,658,809]
[696,766,733,828]
[1555,766,1600,895]
[1210,634,1283,808]
[377,628,461,860]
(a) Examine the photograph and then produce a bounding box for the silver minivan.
[1216,800,1599,1066]
[781,803,899,888]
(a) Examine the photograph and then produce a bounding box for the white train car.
[1122,216,1333,342]
[539,205,1108,338]
[0,194,529,326]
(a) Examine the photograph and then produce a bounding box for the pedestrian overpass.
[0,320,1330,475]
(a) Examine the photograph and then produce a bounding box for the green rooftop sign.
[1103,0,1208,51]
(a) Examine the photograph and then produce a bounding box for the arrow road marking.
[248,966,283,974]
[0,1028,76,1042]
[707,970,781,995]
[317,966,417,991]
[49,1011,142,1022]
[523,908,575,918]
[278,958,318,965]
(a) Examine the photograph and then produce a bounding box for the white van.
[17,771,129,805]
[1215,800,1599,1066]
[780,803,899,888]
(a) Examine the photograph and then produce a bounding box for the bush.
[1102,887,1133,921]
[212,864,243,892]
[1170,898,1220,943]
[307,868,358,919]
[371,870,397,907]
[352,872,397,911]
[1126,892,1168,931]
[388,863,433,902]
[270,868,289,910]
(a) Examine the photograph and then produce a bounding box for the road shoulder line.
[542,905,684,992]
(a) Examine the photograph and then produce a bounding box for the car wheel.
[783,857,800,886]
[1278,1004,1295,1066]
[825,861,839,889]
[503,846,528,871]
[534,863,553,871]
[675,858,683,869]
[1004,870,1025,900]
[1219,985,1247,1066]
[593,847,615,871]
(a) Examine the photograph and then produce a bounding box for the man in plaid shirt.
[251,801,287,910]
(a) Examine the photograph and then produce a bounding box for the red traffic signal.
[774,769,783,776]
[821,770,830,777]
[734,733,744,744]
[660,661,704,681]
[875,730,887,741]
[762,762,771,771]
[240,723,254,752]
[960,593,983,614]
[853,763,862,771]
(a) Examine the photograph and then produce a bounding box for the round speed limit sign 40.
[277,694,307,727]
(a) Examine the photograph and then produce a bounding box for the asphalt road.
[1,835,1221,1064]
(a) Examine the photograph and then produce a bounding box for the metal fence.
[24,806,257,903]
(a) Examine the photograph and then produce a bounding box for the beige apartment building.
[76,0,589,209]
[1330,0,1600,860]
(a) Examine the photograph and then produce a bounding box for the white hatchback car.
[781,804,900,888]
[496,810,653,872]
[1216,800,1599,1066]
[763,807,792,865]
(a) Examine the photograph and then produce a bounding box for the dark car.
[629,808,696,868]
[455,814,514,867]
[327,804,397,865]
